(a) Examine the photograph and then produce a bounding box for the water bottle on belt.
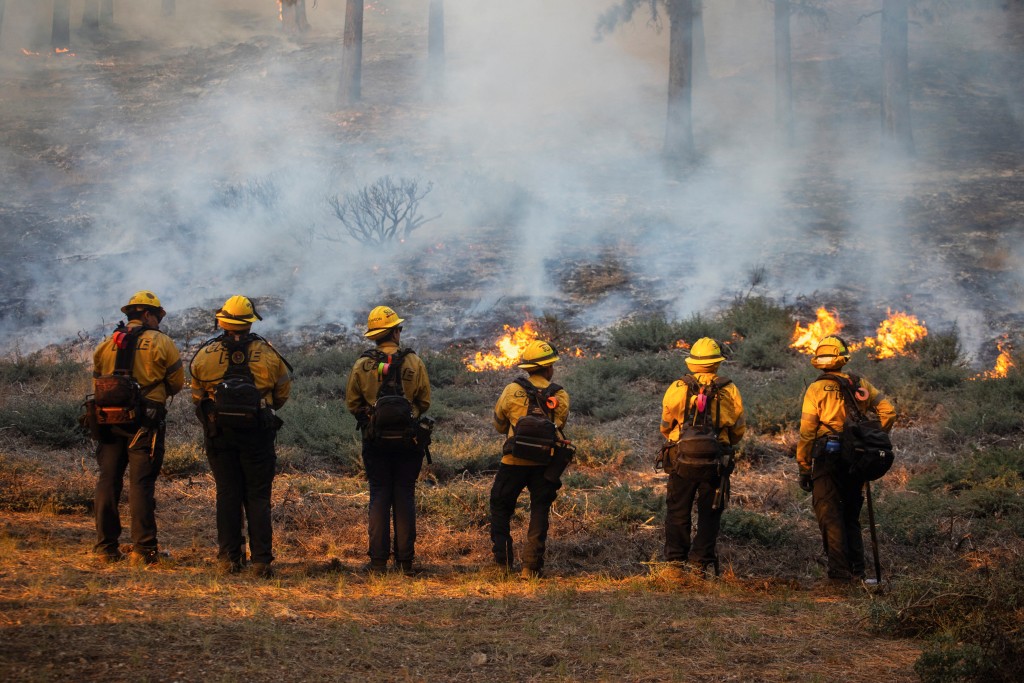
[824,437,842,456]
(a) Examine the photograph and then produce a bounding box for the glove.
[799,473,813,493]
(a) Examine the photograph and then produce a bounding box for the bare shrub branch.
[322,176,437,246]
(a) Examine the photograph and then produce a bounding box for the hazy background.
[0,0,1020,362]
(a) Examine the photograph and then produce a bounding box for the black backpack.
[672,375,731,468]
[92,323,147,426]
[213,335,263,429]
[362,348,417,448]
[818,373,894,481]
[507,378,563,463]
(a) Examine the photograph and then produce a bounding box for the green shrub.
[591,483,664,528]
[162,441,208,477]
[0,399,88,448]
[566,355,678,420]
[288,347,360,400]
[570,428,636,468]
[421,351,468,388]
[607,316,682,354]
[608,314,725,354]
[561,470,612,489]
[942,374,1024,441]
[276,397,360,468]
[428,434,500,481]
[0,356,88,386]
[867,558,1024,683]
[878,490,947,545]
[721,296,792,340]
[719,508,790,546]
[418,480,490,528]
[727,365,809,434]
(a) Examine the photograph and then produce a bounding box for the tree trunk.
[100,0,113,26]
[295,0,310,32]
[0,0,7,48]
[82,0,99,32]
[52,0,71,49]
[692,0,708,85]
[428,0,445,95]
[339,0,365,105]
[665,0,695,163]
[774,0,794,145]
[162,0,175,17]
[881,0,913,154]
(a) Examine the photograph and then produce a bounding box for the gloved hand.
[799,473,813,493]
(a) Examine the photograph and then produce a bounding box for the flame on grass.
[861,309,928,359]
[465,322,540,372]
[974,338,1015,380]
[791,308,928,359]
[791,307,845,354]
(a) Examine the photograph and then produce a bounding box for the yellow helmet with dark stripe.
[518,340,560,370]
[215,295,262,329]
[685,337,725,371]
[811,336,851,370]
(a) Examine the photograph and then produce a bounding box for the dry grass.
[0,434,928,682]
[0,508,923,683]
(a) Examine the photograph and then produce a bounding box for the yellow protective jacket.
[92,322,184,405]
[190,335,292,409]
[660,372,745,447]
[346,342,431,418]
[796,371,896,474]
[494,374,570,467]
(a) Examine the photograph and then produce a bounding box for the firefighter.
[92,290,184,565]
[489,340,571,579]
[797,336,896,583]
[346,306,432,575]
[190,296,292,578]
[659,337,745,578]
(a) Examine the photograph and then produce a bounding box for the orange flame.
[675,339,691,350]
[975,339,1015,380]
[465,322,540,372]
[21,48,41,56]
[861,309,927,359]
[791,307,845,354]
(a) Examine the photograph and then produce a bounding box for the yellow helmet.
[518,340,560,370]
[215,295,262,329]
[811,335,851,370]
[364,305,405,339]
[685,337,725,371]
[121,290,165,319]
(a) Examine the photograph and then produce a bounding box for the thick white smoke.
[0,0,1019,363]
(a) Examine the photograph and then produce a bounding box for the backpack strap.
[513,377,562,421]
[362,347,414,396]
[221,333,256,373]
[111,324,144,376]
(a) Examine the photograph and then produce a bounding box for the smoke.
[0,0,1020,363]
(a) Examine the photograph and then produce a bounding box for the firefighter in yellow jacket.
[190,296,292,577]
[489,340,571,579]
[797,336,896,582]
[91,290,184,564]
[346,305,431,575]
[660,337,745,577]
